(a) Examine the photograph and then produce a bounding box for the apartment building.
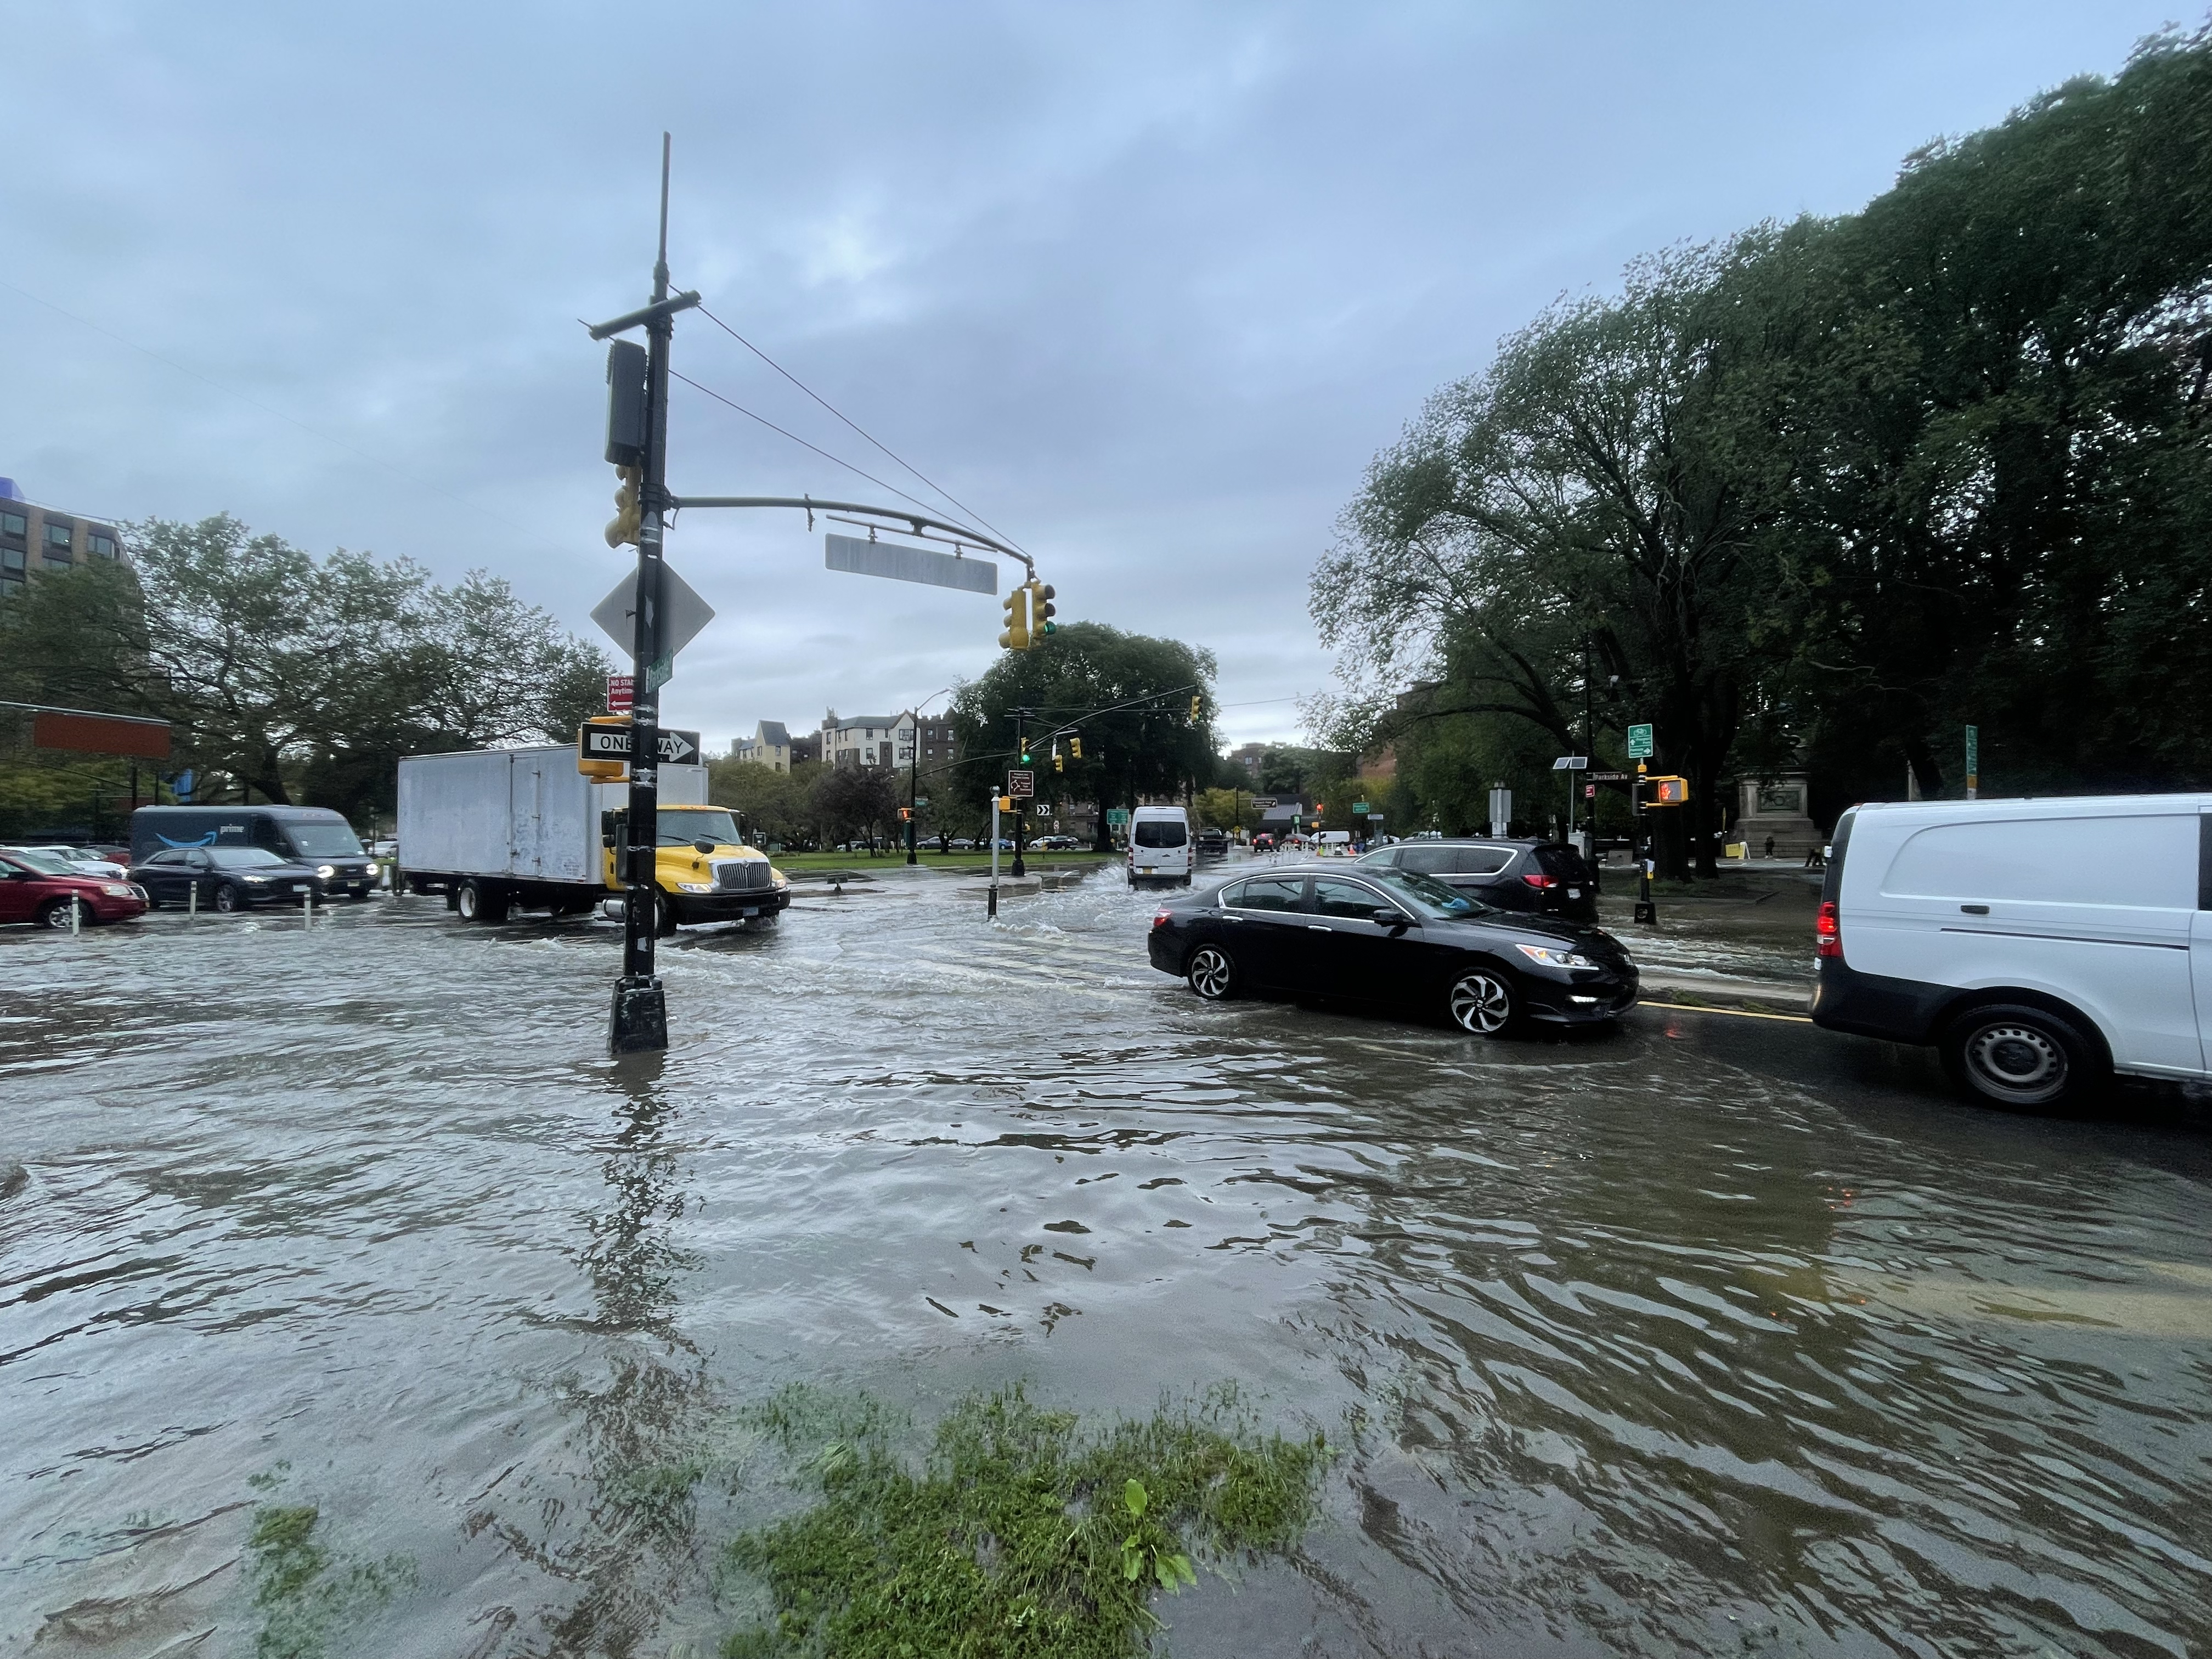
[821,711,901,769]
[733,720,795,771]
[0,478,123,597]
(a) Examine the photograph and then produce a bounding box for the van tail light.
[1521,873,1559,889]
[1816,900,1842,959]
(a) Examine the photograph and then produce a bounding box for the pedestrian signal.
[1028,580,1057,637]
[1647,775,1691,805]
[997,795,1014,812]
[998,586,1030,652]
[899,806,913,821]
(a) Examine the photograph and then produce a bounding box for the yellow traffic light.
[605,464,642,548]
[997,795,1014,812]
[1053,744,1064,773]
[998,585,1030,651]
[1068,736,1081,760]
[1189,695,1202,720]
[1028,580,1057,638]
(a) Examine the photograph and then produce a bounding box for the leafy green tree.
[811,764,900,851]
[949,623,1217,851]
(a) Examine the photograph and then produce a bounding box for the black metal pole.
[611,134,676,1057]
[907,715,919,865]
[1633,761,1657,926]
[1011,712,1026,877]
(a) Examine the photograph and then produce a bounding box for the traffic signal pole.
[611,136,679,1056]
[1632,760,1657,926]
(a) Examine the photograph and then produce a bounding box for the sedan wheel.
[1448,969,1519,1036]
[1186,945,1235,1000]
[212,882,244,915]
[36,899,80,930]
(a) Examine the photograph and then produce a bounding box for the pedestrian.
[1763,834,1775,860]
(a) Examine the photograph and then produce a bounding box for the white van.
[1809,794,2211,1108]
[1127,805,1193,887]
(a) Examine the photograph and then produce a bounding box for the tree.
[811,764,899,851]
[708,759,814,848]
[948,622,1218,851]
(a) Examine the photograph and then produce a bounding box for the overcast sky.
[1,2,2185,753]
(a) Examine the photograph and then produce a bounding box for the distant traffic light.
[999,586,1030,652]
[1189,696,1203,721]
[1028,580,1057,638]
[1068,736,1081,760]
[1053,743,1064,773]
[605,464,642,548]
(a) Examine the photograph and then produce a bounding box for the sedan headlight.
[1515,943,1593,968]
[101,883,135,898]
[244,875,269,884]
[316,864,336,879]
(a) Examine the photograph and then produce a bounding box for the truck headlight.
[678,882,713,894]
[1515,944,1593,968]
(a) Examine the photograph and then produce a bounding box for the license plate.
[291,883,309,892]
[1568,888,1581,898]
[741,906,759,917]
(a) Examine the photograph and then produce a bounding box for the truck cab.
[602,803,790,932]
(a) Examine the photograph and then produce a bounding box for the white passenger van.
[1809,794,2211,1108]
[1127,805,1193,887]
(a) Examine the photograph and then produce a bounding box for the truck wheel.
[1940,1002,2107,1110]
[456,879,509,923]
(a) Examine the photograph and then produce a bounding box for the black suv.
[1356,838,1598,923]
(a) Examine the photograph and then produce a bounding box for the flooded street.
[4,866,2210,1657]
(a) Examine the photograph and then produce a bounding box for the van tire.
[456,879,509,923]
[1940,1002,2107,1110]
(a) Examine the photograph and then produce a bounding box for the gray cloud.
[1,1,2181,750]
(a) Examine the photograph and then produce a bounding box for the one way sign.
[578,724,703,765]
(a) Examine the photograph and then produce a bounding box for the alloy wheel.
[1449,971,1515,1035]
[1187,946,1233,1000]
[213,884,242,914]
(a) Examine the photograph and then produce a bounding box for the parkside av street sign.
[579,724,704,765]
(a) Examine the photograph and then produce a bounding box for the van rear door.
[1866,808,2200,1076]
[2196,811,2212,1073]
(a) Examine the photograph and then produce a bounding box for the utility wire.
[669,369,963,529]
[687,297,1029,555]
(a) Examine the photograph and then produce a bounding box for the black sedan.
[1357,837,1599,923]
[131,846,325,913]
[1146,864,1637,1035]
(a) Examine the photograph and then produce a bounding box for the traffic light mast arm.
[667,495,1037,584]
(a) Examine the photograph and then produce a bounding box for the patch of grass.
[246,1495,416,1659]
[719,1384,1327,1659]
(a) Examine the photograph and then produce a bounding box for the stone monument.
[1733,772,1821,860]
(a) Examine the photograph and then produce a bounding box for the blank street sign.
[826,533,997,595]
[592,562,717,664]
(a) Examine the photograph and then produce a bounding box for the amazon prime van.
[1127,805,1193,887]
[1809,794,2212,1108]
[130,805,379,899]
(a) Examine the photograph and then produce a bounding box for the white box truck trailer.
[395,744,788,932]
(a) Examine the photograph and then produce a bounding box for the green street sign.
[1627,723,1654,759]
[913,797,929,808]
[1105,808,1130,826]
[1353,801,1369,814]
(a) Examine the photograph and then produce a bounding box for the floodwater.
[3,866,2209,1657]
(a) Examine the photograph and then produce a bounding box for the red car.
[0,849,149,929]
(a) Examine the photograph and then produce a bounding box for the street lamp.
[907,689,951,865]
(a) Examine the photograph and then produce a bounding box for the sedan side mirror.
[1373,906,1413,930]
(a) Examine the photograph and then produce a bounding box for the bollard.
[69,896,81,936]
[304,890,314,927]
[188,881,198,920]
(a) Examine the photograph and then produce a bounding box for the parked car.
[1147,864,1636,1035]
[1810,794,2212,1109]
[129,846,325,913]
[0,849,149,928]
[1128,806,1193,887]
[1356,838,1599,923]
[947,837,977,850]
[5,844,129,879]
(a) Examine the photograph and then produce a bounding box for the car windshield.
[207,847,285,867]
[284,822,365,857]
[657,810,742,848]
[1369,867,1487,918]
[8,849,78,876]
[1134,821,1187,848]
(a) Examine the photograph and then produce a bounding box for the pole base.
[1633,901,1658,926]
[610,977,668,1055]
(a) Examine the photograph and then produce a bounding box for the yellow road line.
[1640,999,1813,1024]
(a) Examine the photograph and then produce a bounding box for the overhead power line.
[685,296,1028,555]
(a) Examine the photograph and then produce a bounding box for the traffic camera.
[998,585,1030,651]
